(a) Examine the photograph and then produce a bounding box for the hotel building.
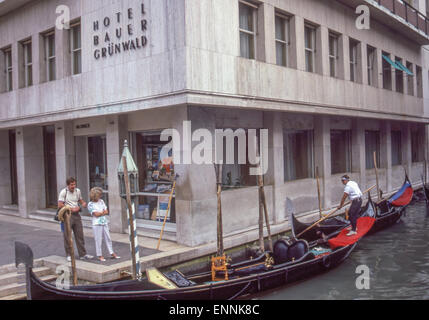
[0,0,428,246]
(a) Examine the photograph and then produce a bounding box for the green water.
[253,201,429,300]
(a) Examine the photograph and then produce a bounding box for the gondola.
[289,196,375,246]
[372,176,413,232]
[292,177,413,243]
[15,231,357,300]
[419,175,429,206]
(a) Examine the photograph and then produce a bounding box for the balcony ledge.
[335,0,429,45]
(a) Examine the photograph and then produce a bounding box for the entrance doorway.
[43,126,57,208]
[8,130,18,205]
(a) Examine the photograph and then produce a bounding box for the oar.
[156,174,179,250]
[296,185,376,238]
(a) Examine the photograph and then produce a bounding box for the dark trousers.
[63,213,87,257]
[349,198,362,231]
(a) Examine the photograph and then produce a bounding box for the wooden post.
[257,173,273,252]
[316,167,323,218]
[258,182,264,253]
[156,179,176,250]
[64,211,77,286]
[215,164,224,256]
[122,156,138,280]
[373,151,381,201]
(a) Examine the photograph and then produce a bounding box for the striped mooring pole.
[127,202,141,278]
[119,140,141,280]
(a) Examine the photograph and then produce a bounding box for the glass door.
[88,136,108,206]
[9,130,18,205]
[43,126,58,208]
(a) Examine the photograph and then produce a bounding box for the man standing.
[338,175,363,236]
[58,177,93,261]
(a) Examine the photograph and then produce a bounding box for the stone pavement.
[0,213,183,267]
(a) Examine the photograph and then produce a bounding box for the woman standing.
[88,187,121,262]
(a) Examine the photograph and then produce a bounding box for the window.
[329,33,339,78]
[304,24,316,73]
[382,52,392,90]
[395,57,404,93]
[3,47,12,91]
[239,1,257,60]
[275,14,290,67]
[365,130,380,169]
[349,39,358,82]
[134,131,176,223]
[407,61,414,95]
[22,40,33,87]
[391,131,402,166]
[70,22,82,75]
[367,46,376,86]
[218,129,258,189]
[88,136,108,193]
[44,31,56,81]
[411,128,424,163]
[416,65,423,98]
[331,130,351,174]
[284,130,314,181]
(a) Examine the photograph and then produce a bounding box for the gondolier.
[338,175,363,236]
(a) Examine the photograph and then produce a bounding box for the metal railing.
[376,0,429,36]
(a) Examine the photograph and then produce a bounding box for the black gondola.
[420,175,429,206]
[373,176,413,231]
[15,232,356,300]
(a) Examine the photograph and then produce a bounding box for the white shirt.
[88,200,109,226]
[344,181,363,200]
[58,188,82,207]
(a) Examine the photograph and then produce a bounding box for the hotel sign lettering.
[93,2,148,60]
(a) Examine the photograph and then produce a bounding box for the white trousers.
[92,224,114,257]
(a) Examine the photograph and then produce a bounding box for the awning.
[395,60,414,76]
[382,55,402,71]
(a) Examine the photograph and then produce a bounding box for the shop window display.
[135,132,176,223]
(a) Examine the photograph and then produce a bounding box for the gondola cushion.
[273,239,289,264]
[287,240,309,262]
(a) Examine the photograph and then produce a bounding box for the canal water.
[253,201,429,300]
